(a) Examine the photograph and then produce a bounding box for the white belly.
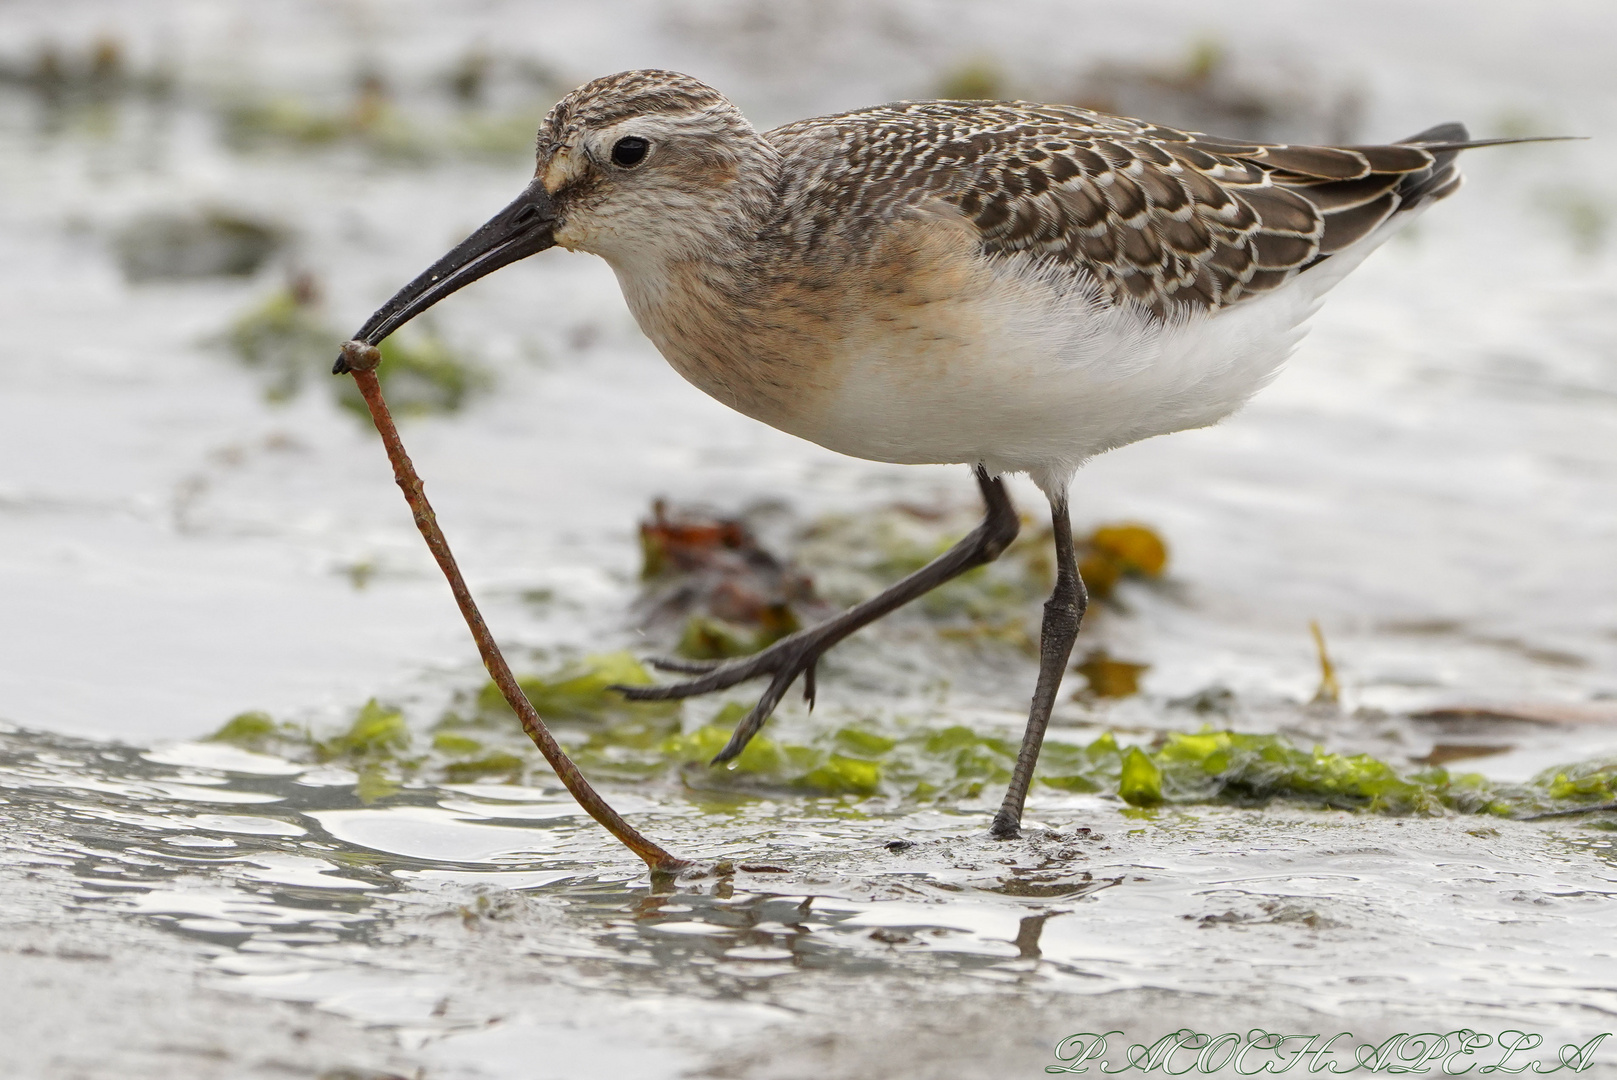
[806,254,1322,493]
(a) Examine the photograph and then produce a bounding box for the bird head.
[338,69,769,364]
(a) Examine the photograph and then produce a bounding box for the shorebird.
[337,69,1553,837]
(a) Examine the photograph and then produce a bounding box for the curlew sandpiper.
[336,69,1561,837]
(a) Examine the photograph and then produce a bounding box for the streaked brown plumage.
[765,100,1469,317]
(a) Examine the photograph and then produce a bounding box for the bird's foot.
[989,810,1023,840]
[613,631,825,763]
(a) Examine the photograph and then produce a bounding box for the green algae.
[205,710,302,752]
[429,719,532,782]
[208,700,412,763]
[212,49,569,165]
[1542,759,1617,802]
[205,656,1617,821]
[223,96,350,147]
[1151,731,1448,812]
[452,655,1617,815]
[452,107,553,158]
[483,658,1617,817]
[431,732,484,756]
[1119,746,1164,806]
[204,700,418,801]
[320,699,411,760]
[569,704,1015,801]
[835,726,897,757]
[475,651,677,725]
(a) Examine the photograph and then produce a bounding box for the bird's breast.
[609,211,1009,442]
[613,256,844,439]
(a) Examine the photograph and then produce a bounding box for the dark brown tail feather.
[1396,127,1582,205]
[1296,130,1576,266]
[1394,122,1470,207]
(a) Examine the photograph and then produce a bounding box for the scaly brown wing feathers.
[768,103,1480,316]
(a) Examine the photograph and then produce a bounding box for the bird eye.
[610,136,650,168]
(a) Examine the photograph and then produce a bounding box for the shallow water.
[5,719,1617,1078]
[2,1,1616,1077]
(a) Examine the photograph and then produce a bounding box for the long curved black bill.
[333,179,557,373]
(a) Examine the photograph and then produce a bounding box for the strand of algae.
[331,341,683,871]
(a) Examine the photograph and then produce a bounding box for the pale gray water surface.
[1,1,1616,1077]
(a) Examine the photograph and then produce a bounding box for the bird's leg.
[990,491,1086,839]
[616,466,1020,763]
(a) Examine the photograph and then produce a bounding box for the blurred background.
[1,0,1612,745]
[1,2,1615,1077]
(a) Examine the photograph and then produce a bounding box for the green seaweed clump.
[202,700,416,803]
[316,699,411,760]
[634,717,1099,802]
[1134,734,1617,819]
[205,710,303,752]
[315,700,413,803]
[1119,746,1164,806]
[206,700,414,763]
[223,96,349,147]
[450,653,689,784]
[208,658,1617,822]
[477,652,678,725]
[1540,759,1617,803]
[452,107,554,158]
[579,708,1026,800]
[1144,731,1459,813]
[552,693,1617,821]
[442,750,527,782]
[425,726,531,782]
[219,70,559,165]
[654,709,894,797]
